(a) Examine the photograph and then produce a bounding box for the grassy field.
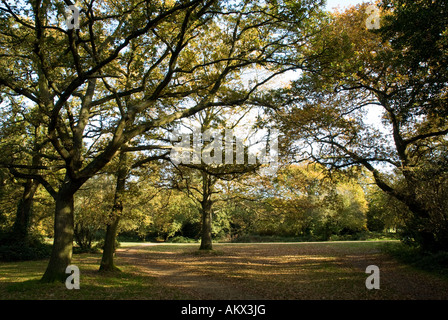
[0,252,186,300]
[1,241,448,300]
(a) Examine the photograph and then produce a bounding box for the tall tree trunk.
[99,214,121,272]
[41,184,76,283]
[403,195,440,252]
[100,152,127,272]
[370,165,440,251]
[12,179,39,241]
[199,199,213,250]
[199,170,214,250]
[11,129,42,242]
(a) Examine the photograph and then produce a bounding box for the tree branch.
[404,127,448,146]
[7,167,57,199]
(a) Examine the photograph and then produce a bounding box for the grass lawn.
[1,241,447,300]
[0,252,188,300]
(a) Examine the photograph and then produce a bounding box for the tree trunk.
[11,138,41,242]
[403,197,440,252]
[371,168,441,251]
[12,179,39,242]
[199,199,213,250]
[100,152,127,272]
[99,215,121,272]
[41,188,75,283]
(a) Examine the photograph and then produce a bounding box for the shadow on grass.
[0,252,188,300]
[2,269,187,300]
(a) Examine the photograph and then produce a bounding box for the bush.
[93,238,120,251]
[382,242,448,277]
[167,236,197,243]
[117,231,146,242]
[0,233,52,261]
[180,221,201,239]
[231,234,316,243]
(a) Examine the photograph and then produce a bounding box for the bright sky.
[325,0,370,11]
[267,0,372,87]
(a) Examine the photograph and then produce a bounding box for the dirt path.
[115,242,448,300]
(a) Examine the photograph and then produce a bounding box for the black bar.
[1,300,447,319]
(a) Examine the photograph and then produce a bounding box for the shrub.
[167,236,197,243]
[382,242,448,277]
[0,233,51,261]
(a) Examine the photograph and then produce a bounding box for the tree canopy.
[270,1,448,251]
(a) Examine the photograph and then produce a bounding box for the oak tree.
[271,2,448,251]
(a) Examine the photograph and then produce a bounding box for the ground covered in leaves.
[117,241,448,300]
[1,241,448,300]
